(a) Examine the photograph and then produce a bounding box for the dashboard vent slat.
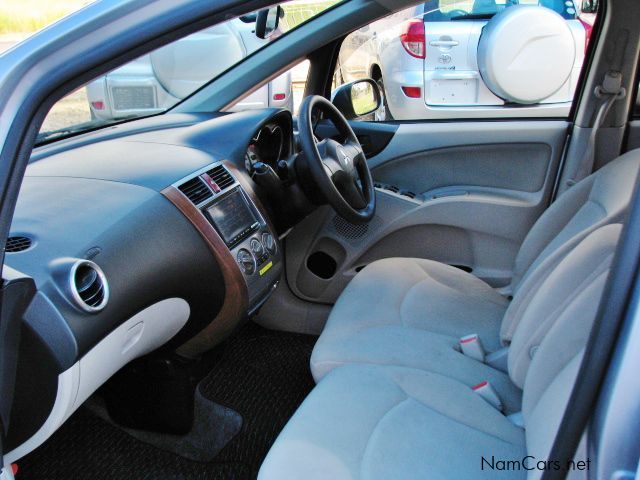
[82,283,104,307]
[178,177,212,205]
[71,261,109,313]
[207,165,235,190]
[6,236,32,253]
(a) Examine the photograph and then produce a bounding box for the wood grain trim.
[162,185,248,358]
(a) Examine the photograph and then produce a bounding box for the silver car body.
[337,1,587,120]
[87,18,293,120]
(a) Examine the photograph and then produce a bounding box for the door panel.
[0,266,36,464]
[285,120,568,304]
[373,143,551,194]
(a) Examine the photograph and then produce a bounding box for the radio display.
[206,189,259,246]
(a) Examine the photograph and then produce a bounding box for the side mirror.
[255,6,283,39]
[331,79,382,120]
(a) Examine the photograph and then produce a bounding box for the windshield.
[36,1,341,145]
[422,0,578,21]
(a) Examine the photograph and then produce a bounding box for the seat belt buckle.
[472,381,503,412]
[0,464,18,480]
[459,334,485,362]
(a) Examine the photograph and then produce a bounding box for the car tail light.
[91,101,105,110]
[578,17,594,54]
[401,86,422,98]
[273,93,286,101]
[400,20,425,59]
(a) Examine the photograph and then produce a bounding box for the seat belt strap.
[507,412,524,428]
[566,71,626,188]
[485,347,509,372]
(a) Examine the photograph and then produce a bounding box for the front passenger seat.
[310,150,640,382]
[259,223,622,480]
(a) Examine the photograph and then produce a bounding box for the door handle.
[430,40,459,47]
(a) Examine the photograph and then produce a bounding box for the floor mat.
[198,322,317,475]
[19,322,317,480]
[86,389,243,463]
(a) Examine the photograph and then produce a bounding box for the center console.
[172,162,282,313]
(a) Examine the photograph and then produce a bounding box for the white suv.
[336,0,591,120]
[87,17,293,121]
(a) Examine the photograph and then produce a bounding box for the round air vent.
[6,236,33,253]
[69,260,109,313]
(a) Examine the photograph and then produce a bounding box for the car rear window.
[421,0,578,21]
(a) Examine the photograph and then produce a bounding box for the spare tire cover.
[477,5,576,104]
[150,24,245,99]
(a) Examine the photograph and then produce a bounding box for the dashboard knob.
[262,232,277,255]
[237,248,256,275]
[250,238,265,256]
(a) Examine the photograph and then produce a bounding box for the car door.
[282,4,594,305]
[0,266,36,471]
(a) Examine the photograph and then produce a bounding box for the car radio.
[205,187,260,248]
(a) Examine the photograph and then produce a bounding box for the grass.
[279,0,341,31]
[40,87,91,133]
[0,0,91,34]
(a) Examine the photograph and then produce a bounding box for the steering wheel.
[298,95,376,224]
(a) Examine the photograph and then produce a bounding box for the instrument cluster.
[245,123,286,172]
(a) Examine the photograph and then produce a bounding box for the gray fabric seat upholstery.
[311,151,640,383]
[311,224,620,409]
[259,224,621,480]
[261,365,528,480]
[310,256,523,412]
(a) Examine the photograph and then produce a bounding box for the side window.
[334,1,596,121]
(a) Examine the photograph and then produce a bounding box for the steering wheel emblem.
[338,148,351,168]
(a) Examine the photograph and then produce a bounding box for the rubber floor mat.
[19,322,317,479]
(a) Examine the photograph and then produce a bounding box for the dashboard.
[3,107,294,462]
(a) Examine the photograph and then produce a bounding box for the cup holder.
[307,251,338,279]
[297,238,347,298]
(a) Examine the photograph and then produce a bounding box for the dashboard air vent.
[6,236,32,253]
[178,177,212,205]
[71,260,109,313]
[207,165,235,190]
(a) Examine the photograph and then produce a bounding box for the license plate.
[112,86,156,110]
[428,79,477,106]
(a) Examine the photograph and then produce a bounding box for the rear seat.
[310,151,640,385]
[258,223,621,479]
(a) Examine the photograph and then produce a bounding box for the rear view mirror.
[239,13,258,23]
[255,6,283,39]
[581,0,598,13]
[331,79,382,120]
